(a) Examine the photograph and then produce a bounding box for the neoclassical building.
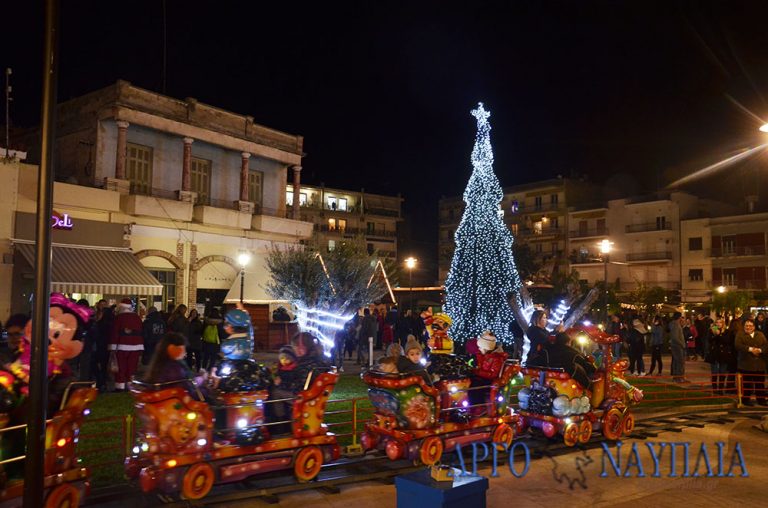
[1,81,312,328]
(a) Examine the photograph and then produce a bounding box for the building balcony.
[287,203,400,218]
[316,224,396,238]
[517,226,565,238]
[193,204,252,229]
[512,202,564,214]
[568,254,605,265]
[713,280,767,290]
[711,245,767,257]
[252,213,313,238]
[625,223,673,234]
[624,222,672,233]
[625,251,673,262]
[120,191,193,222]
[569,227,609,239]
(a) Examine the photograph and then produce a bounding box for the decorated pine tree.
[444,103,523,346]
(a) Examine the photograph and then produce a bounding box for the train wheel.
[419,437,444,466]
[602,408,624,440]
[181,463,215,500]
[360,431,378,451]
[44,484,79,508]
[577,420,592,444]
[492,424,514,450]
[385,439,405,461]
[622,412,635,435]
[294,446,324,482]
[563,422,579,447]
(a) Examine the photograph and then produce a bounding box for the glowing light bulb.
[197,438,207,446]
[132,446,140,455]
[237,418,248,429]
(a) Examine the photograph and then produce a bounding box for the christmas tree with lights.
[445,103,523,346]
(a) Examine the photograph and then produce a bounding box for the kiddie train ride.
[359,358,521,465]
[516,325,644,446]
[126,367,340,500]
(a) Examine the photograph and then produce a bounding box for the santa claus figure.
[109,298,144,391]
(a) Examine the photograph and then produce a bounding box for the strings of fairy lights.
[445,103,523,345]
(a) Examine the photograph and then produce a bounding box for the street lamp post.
[405,257,417,315]
[238,252,251,304]
[599,240,613,324]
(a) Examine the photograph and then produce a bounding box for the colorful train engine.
[0,380,98,508]
[517,325,643,446]
[360,360,520,465]
[125,370,340,500]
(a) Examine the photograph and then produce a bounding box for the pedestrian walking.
[201,309,223,372]
[734,318,768,406]
[627,318,647,376]
[142,307,166,365]
[647,316,664,375]
[705,317,735,394]
[187,309,204,372]
[669,312,687,382]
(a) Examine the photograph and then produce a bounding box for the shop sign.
[52,211,74,230]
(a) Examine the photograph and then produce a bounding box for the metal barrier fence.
[71,373,760,485]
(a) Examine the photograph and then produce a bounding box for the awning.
[15,243,163,296]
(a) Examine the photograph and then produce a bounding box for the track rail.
[83,407,766,507]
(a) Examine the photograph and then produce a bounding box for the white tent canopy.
[223,255,277,304]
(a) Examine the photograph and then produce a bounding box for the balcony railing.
[518,226,565,237]
[512,202,564,214]
[626,251,673,262]
[316,224,397,237]
[625,223,673,233]
[568,255,604,265]
[569,227,609,239]
[287,203,399,217]
[711,245,766,257]
[713,280,768,290]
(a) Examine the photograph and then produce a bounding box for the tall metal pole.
[4,68,10,157]
[409,268,413,315]
[240,267,245,304]
[603,256,608,324]
[24,0,59,506]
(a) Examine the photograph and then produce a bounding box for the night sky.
[4,1,768,284]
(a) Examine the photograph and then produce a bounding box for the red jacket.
[473,350,508,380]
[110,312,144,351]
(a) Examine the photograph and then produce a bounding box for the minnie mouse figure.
[7,293,91,413]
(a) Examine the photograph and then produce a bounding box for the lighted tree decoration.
[444,103,523,346]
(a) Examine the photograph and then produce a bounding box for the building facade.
[286,184,402,258]
[1,81,313,324]
[438,178,599,283]
[681,212,768,304]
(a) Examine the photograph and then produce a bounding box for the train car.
[0,381,98,508]
[360,360,520,465]
[125,370,340,500]
[517,325,643,446]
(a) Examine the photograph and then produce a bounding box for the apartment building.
[2,81,313,335]
[681,212,768,304]
[438,177,598,283]
[286,183,402,258]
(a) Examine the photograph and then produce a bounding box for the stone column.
[292,165,302,219]
[105,120,131,194]
[240,152,251,201]
[115,120,129,179]
[182,137,193,192]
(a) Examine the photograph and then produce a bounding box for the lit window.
[328,218,337,231]
[328,240,336,252]
[327,197,338,210]
[533,221,543,234]
[338,219,347,231]
[338,198,348,211]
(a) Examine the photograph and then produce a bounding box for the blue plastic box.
[395,469,488,508]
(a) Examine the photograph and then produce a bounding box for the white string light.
[445,103,523,346]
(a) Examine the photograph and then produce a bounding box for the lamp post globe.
[404,257,417,314]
